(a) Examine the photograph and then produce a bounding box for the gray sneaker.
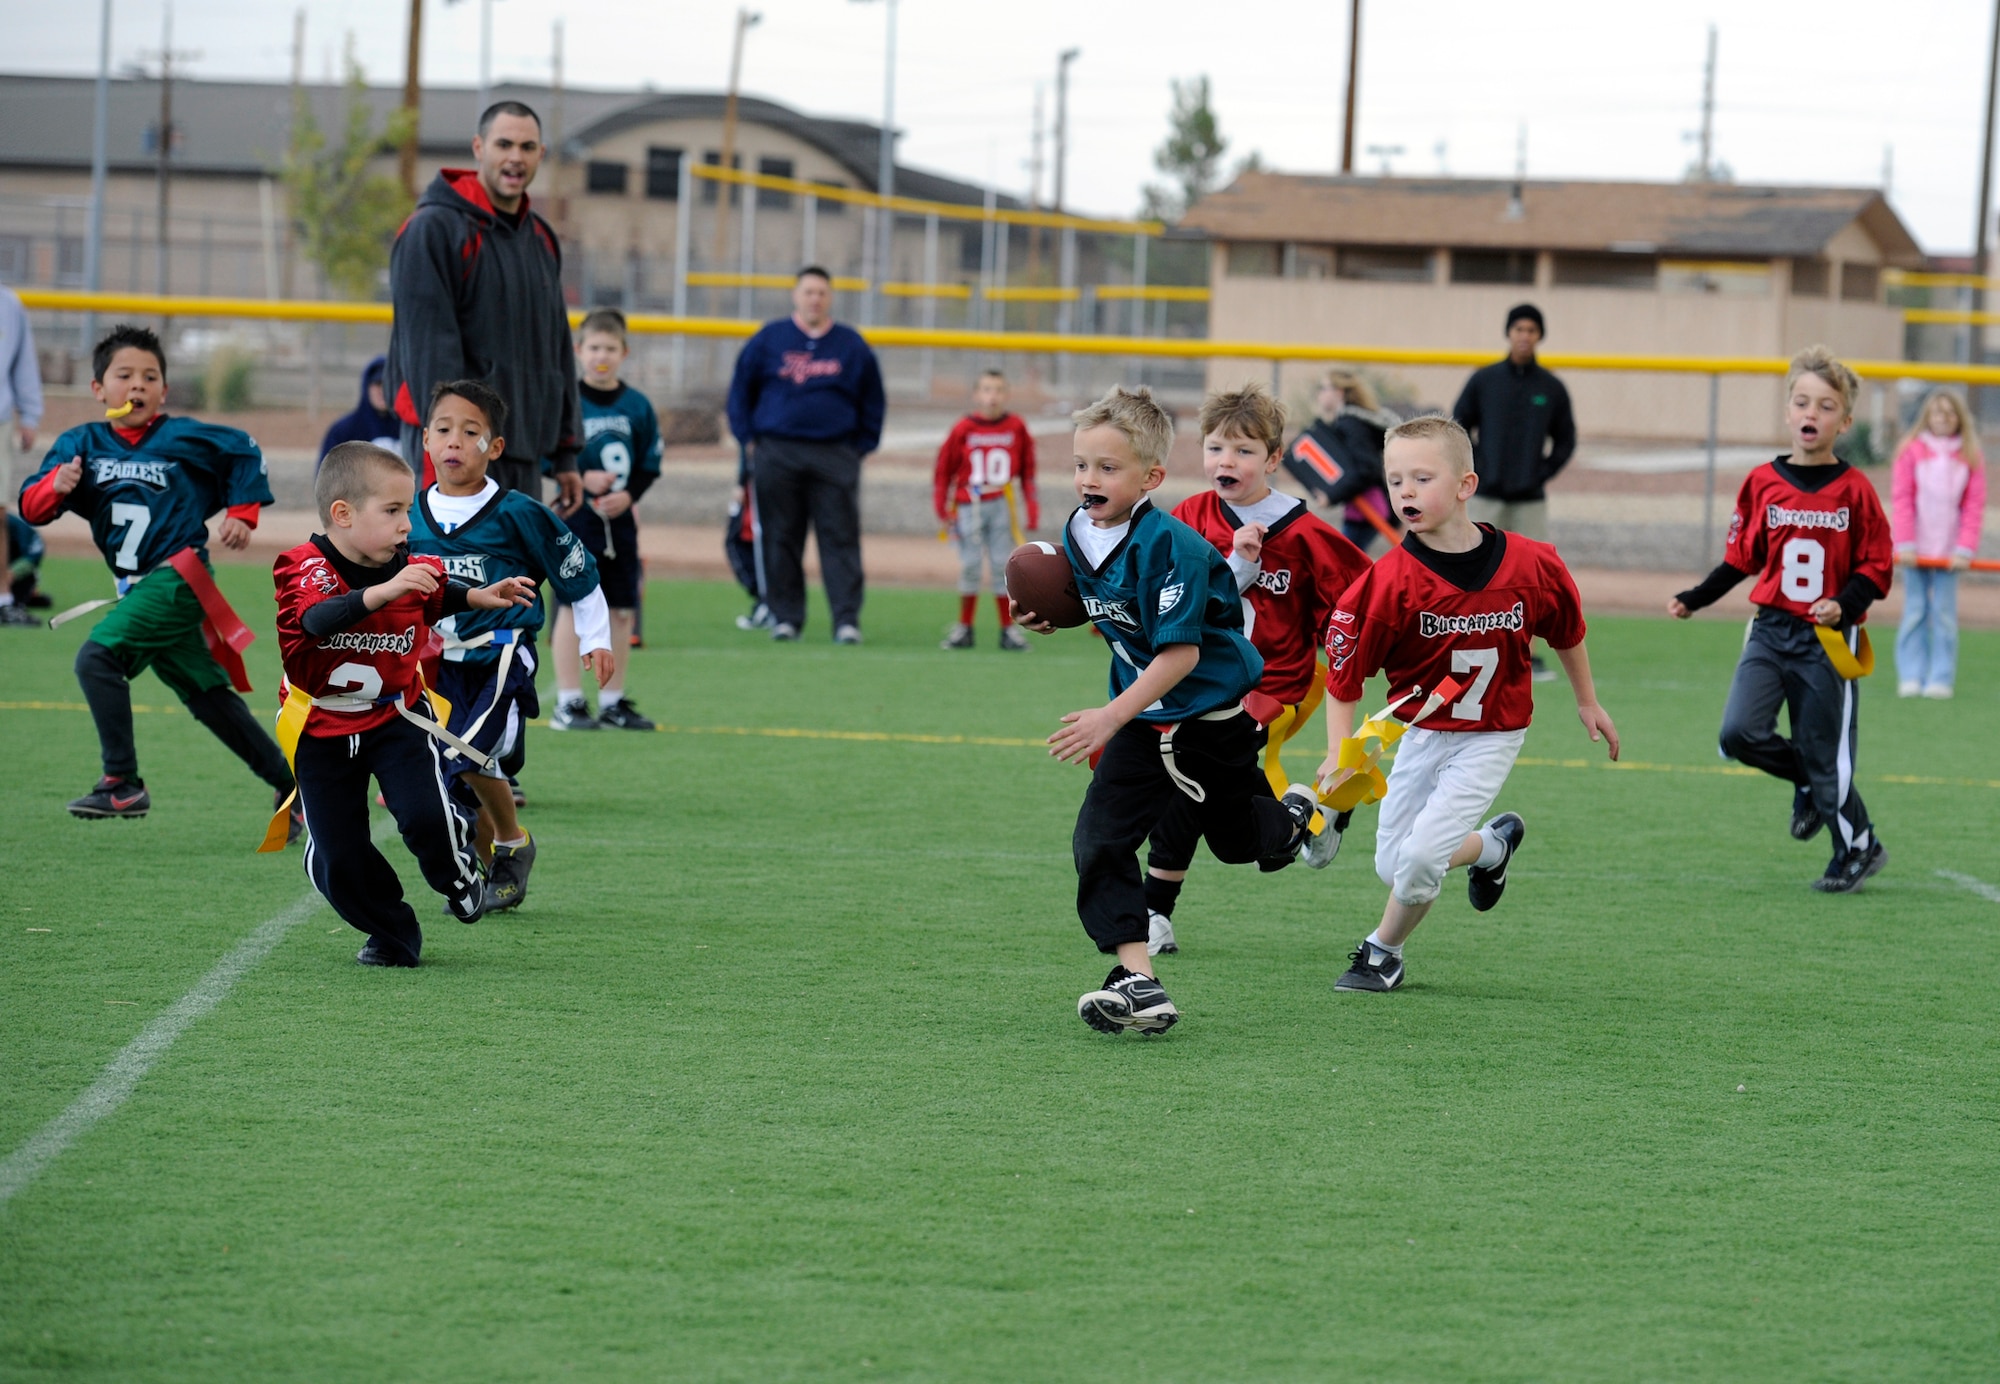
[940,623,975,650]
[834,624,863,645]
[999,625,1031,652]
[1147,910,1178,956]
[549,697,600,730]
[735,603,774,631]
[771,622,800,642]
[485,834,537,912]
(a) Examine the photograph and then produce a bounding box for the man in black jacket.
[1452,303,1576,679]
[386,101,583,516]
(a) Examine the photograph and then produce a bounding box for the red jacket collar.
[443,167,528,219]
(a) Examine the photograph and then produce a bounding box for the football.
[1005,541,1089,628]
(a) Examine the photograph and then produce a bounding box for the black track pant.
[752,436,864,631]
[1718,611,1874,856]
[1074,712,1298,953]
[75,640,292,791]
[296,716,480,963]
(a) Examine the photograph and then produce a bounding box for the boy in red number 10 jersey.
[934,369,1038,650]
[272,442,534,968]
[1319,415,1619,993]
[1142,383,1371,955]
[1669,346,1893,893]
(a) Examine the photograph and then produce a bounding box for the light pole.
[852,0,898,324]
[82,0,112,342]
[1053,47,1079,213]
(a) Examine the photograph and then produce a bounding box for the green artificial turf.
[2,556,1998,1382]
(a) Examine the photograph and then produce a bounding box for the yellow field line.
[7,701,1996,790]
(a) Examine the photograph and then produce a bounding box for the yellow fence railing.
[689,162,1163,237]
[1903,308,2000,327]
[23,289,2000,385]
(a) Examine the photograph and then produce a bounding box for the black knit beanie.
[1506,303,1545,334]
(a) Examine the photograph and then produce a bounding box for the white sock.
[495,833,528,849]
[0,592,13,607]
[1365,929,1403,958]
[557,686,582,705]
[598,688,624,710]
[1475,824,1508,869]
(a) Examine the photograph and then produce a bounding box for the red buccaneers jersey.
[1173,491,1370,706]
[274,541,450,736]
[1325,529,1585,733]
[1723,460,1894,622]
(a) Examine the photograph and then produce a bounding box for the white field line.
[0,819,399,1209]
[1936,869,2000,904]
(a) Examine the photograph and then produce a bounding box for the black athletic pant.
[752,436,864,632]
[1718,610,1874,857]
[296,716,480,963]
[1074,712,1298,953]
[75,640,293,791]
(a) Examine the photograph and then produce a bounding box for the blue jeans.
[1894,566,1960,690]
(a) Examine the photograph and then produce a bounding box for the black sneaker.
[597,698,655,731]
[446,872,489,924]
[1077,965,1180,1034]
[356,937,420,968]
[1530,655,1558,683]
[1812,836,1888,894]
[999,626,1031,652]
[1789,784,1822,841]
[69,775,150,819]
[940,623,975,650]
[485,834,537,912]
[549,697,600,730]
[1334,940,1405,992]
[1467,812,1526,912]
[0,604,40,626]
[278,787,305,845]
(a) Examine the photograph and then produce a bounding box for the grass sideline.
[2,557,1997,1382]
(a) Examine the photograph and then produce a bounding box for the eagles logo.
[558,535,588,581]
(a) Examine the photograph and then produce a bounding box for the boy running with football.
[17,325,298,825]
[1319,414,1618,993]
[273,442,534,966]
[1668,346,1893,892]
[1015,385,1331,1035]
[935,368,1038,650]
[407,380,613,912]
[1143,382,1370,955]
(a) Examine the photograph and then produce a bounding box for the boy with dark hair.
[18,325,298,826]
[550,309,662,730]
[273,442,535,966]
[1318,414,1617,994]
[1015,384,1332,1035]
[407,380,612,912]
[1669,346,1893,892]
[1143,382,1371,955]
[934,368,1038,651]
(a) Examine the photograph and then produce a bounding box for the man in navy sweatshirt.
[726,266,886,644]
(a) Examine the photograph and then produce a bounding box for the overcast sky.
[8,0,1994,254]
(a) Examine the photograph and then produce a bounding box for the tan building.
[1180,172,1926,443]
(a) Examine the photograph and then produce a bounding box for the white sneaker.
[833,624,863,645]
[1923,684,1954,700]
[735,603,774,632]
[1299,805,1352,869]
[1147,910,1178,956]
[1898,680,1921,698]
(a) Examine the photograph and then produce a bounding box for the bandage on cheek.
[476,437,489,453]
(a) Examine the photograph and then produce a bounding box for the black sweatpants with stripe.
[1718,610,1874,859]
[296,716,481,963]
[1073,712,1298,953]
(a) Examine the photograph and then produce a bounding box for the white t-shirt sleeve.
[1226,551,1262,594]
[570,587,613,656]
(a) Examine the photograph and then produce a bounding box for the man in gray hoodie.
[386,101,582,516]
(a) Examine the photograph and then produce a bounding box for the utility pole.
[399,0,423,199]
[550,19,564,162]
[83,0,112,324]
[712,7,761,313]
[140,5,201,296]
[478,0,497,113]
[1053,47,1079,214]
[1340,0,1360,174]
[1695,23,1717,181]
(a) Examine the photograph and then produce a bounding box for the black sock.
[185,687,294,792]
[1143,874,1183,919]
[75,640,139,779]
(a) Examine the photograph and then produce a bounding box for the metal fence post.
[1130,233,1148,336]
[1702,372,1720,559]
[991,219,1009,333]
[920,212,939,399]
[671,157,692,397]
[859,205,876,326]
[802,192,817,270]
[738,180,757,321]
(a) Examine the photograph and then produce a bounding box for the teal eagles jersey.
[1063,499,1263,721]
[23,417,272,579]
[580,384,663,492]
[407,486,601,663]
